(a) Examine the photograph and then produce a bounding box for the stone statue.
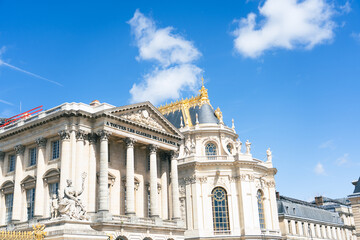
[236,139,242,155]
[245,140,251,154]
[266,148,272,162]
[50,194,59,219]
[184,136,195,156]
[58,173,88,220]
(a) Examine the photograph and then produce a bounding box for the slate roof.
[353,177,360,194]
[277,195,344,225]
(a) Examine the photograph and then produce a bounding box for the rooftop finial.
[201,76,204,87]
[180,116,184,128]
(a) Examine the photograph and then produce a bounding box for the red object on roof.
[0,105,43,128]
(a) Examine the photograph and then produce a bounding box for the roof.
[278,195,344,225]
[158,82,222,128]
[353,177,360,194]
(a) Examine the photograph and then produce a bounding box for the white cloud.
[232,0,336,58]
[336,153,349,166]
[0,99,14,106]
[351,32,360,42]
[314,162,326,175]
[340,1,351,14]
[319,139,335,150]
[128,10,202,105]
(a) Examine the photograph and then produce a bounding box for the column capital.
[88,133,98,144]
[97,130,111,141]
[0,151,5,161]
[59,130,70,141]
[76,130,86,141]
[14,145,25,155]
[170,150,179,159]
[35,137,47,148]
[149,144,158,153]
[125,137,136,147]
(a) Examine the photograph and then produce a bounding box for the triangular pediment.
[103,101,183,138]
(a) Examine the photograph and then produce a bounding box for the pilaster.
[12,144,25,221]
[88,133,97,213]
[34,137,47,217]
[125,137,136,216]
[149,144,159,217]
[59,130,70,192]
[160,154,169,220]
[170,151,180,220]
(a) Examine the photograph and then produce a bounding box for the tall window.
[49,182,59,197]
[5,193,13,224]
[8,154,15,172]
[26,188,35,220]
[226,143,232,154]
[205,142,217,160]
[257,190,266,229]
[211,187,230,234]
[29,147,37,166]
[147,189,151,217]
[51,140,60,159]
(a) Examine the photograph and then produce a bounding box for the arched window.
[115,236,128,240]
[257,190,265,229]
[211,187,230,234]
[226,143,233,154]
[205,142,217,160]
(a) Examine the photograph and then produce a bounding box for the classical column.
[160,155,169,219]
[75,130,86,187]
[0,152,5,224]
[59,130,71,192]
[170,151,181,220]
[34,137,47,217]
[12,144,25,221]
[0,151,4,183]
[98,130,111,212]
[149,145,159,217]
[125,137,136,215]
[87,133,97,213]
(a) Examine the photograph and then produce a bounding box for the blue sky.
[0,0,359,201]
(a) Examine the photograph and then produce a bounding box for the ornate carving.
[184,135,195,156]
[57,173,88,220]
[183,176,196,185]
[170,150,179,159]
[75,130,86,141]
[179,185,186,197]
[149,144,158,154]
[14,145,25,155]
[36,137,47,148]
[120,109,165,131]
[58,130,70,140]
[0,151,5,161]
[98,130,111,141]
[180,197,186,221]
[240,174,255,182]
[125,137,136,148]
[198,176,208,183]
[88,133,98,144]
[245,140,251,154]
[266,181,276,188]
[230,176,241,182]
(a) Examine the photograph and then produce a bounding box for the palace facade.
[0,83,357,240]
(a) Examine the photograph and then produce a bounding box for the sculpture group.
[51,172,88,220]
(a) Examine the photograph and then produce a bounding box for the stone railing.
[178,155,234,164]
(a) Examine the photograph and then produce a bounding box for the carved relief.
[180,197,186,221]
[98,130,111,141]
[88,133,98,144]
[239,174,255,182]
[76,130,86,141]
[183,176,196,185]
[266,181,276,188]
[14,145,25,155]
[149,144,158,153]
[179,185,186,197]
[120,109,165,131]
[35,137,47,148]
[58,130,70,140]
[125,137,136,148]
[198,176,208,183]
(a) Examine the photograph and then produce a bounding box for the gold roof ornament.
[33,224,47,240]
[214,107,223,121]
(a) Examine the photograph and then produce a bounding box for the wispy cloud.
[0,99,14,106]
[0,46,62,87]
[340,1,351,14]
[336,153,349,166]
[128,9,202,105]
[351,32,360,42]
[232,0,336,58]
[319,139,335,150]
[314,162,326,175]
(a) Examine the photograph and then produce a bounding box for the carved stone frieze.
[120,109,165,131]
[98,130,111,141]
[36,137,47,148]
[58,130,70,141]
[14,145,25,155]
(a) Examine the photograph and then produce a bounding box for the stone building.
[349,178,360,238]
[0,82,357,240]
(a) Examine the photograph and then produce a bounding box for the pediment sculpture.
[51,172,89,220]
[120,109,165,131]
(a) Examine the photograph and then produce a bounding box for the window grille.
[51,140,60,159]
[8,155,15,172]
[5,193,13,224]
[205,143,217,160]
[257,190,266,229]
[29,147,37,166]
[26,188,35,220]
[211,187,230,234]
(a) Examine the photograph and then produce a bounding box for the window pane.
[212,187,230,234]
[29,148,37,166]
[8,155,15,172]
[5,193,13,224]
[257,190,266,229]
[52,140,60,159]
[206,143,217,160]
[26,188,35,220]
